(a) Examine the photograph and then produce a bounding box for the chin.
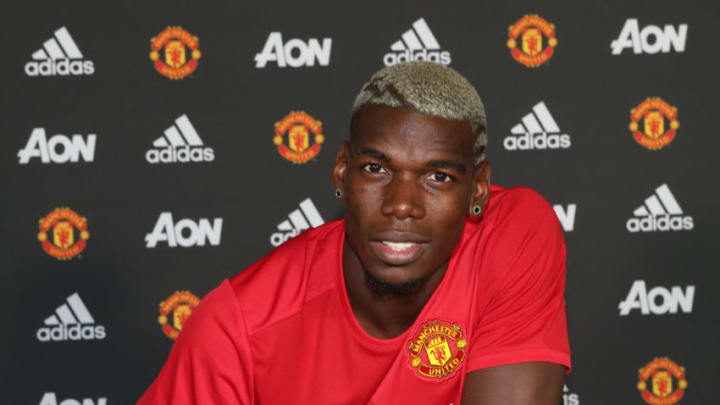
[363,266,427,296]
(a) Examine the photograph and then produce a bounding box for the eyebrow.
[428,160,467,174]
[354,146,467,174]
[355,147,388,161]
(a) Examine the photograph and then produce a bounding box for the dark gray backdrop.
[1,1,718,404]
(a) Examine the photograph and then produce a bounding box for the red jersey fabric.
[138,185,570,404]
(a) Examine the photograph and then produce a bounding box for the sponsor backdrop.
[1,0,718,404]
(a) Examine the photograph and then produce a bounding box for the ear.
[332,141,350,198]
[468,161,491,216]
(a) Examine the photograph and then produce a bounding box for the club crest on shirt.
[408,320,467,380]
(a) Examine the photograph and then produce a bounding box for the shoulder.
[484,185,556,227]
[459,185,565,286]
[467,185,561,245]
[227,220,344,334]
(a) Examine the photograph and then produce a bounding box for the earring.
[472,205,482,216]
[335,189,343,199]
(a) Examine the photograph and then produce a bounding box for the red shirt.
[138,185,570,404]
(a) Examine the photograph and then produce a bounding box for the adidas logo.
[626,184,694,232]
[145,114,215,164]
[504,101,571,150]
[36,293,106,342]
[25,26,94,77]
[270,198,324,247]
[383,18,451,66]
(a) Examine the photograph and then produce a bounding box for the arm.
[137,280,253,404]
[463,189,571,403]
[461,362,566,405]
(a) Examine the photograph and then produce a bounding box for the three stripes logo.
[383,18,451,66]
[504,101,571,150]
[145,114,215,164]
[36,293,106,342]
[626,184,693,232]
[25,27,94,77]
[270,198,324,247]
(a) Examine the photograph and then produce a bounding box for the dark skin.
[333,104,565,404]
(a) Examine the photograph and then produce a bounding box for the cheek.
[425,195,468,245]
[346,174,382,212]
[344,180,378,231]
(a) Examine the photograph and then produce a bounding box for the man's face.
[335,104,486,290]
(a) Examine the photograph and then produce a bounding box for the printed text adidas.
[626,184,693,232]
[146,114,214,164]
[25,27,94,76]
[383,18,451,66]
[504,102,571,150]
[270,198,324,247]
[36,293,106,342]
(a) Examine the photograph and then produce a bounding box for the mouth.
[369,234,429,266]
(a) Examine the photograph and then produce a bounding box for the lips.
[369,231,429,265]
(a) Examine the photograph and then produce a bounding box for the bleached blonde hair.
[351,61,488,163]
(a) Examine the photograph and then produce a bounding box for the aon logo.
[145,212,223,248]
[618,280,695,315]
[611,19,687,55]
[255,33,332,68]
[18,128,96,164]
[39,393,106,405]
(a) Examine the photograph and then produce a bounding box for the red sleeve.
[467,188,571,372]
[137,280,254,404]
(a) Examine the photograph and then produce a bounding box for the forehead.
[350,104,475,163]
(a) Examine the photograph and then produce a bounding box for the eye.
[362,163,386,174]
[429,171,453,183]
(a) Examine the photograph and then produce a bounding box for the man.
[138,61,570,404]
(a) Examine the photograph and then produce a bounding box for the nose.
[380,173,425,220]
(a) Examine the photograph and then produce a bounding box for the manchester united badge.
[38,207,89,260]
[637,357,687,405]
[507,15,557,67]
[158,291,201,340]
[273,111,324,163]
[150,27,201,80]
[629,98,679,150]
[408,320,467,380]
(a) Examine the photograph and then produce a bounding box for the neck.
[342,239,448,339]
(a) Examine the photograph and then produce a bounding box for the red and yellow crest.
[408,320,467,380]
[37,207,89,260]
[637,357,688,405]
[158,291,201,340]
[273,111,324,163]
[629,98,679,150]
[149,27,201,80]
[507,15,557,67]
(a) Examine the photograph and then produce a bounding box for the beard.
[362,265,427,296]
